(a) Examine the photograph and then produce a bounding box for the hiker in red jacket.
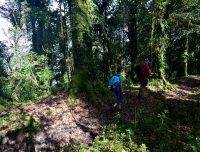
[138,58,151,100]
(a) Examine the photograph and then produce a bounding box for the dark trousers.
[111,87,123,105]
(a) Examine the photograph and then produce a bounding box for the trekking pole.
[155,72,158,93]
[157,77,158,93]
[134,99,137,131]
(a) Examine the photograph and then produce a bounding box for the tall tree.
[58,0,73,84]
[93,0,115,79]
[0,42,7,98]
[127,0,138,82]
[164,0,200,78]
[68,0,100,106]
[150,0,170,85]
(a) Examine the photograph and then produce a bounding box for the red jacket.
[139,62,151,80]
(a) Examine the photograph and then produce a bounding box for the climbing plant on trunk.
[68,0,107,107]
[150,0,170,86]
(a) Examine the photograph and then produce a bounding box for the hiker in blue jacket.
[111,66,124,110]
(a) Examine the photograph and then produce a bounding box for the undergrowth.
[75,112,149,152]
[1,77,200,152]
[194,86,200,100]
[72,102,200,152]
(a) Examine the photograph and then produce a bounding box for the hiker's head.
[116,66,123,73]
[143,58,150,64]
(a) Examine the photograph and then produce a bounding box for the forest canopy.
[0,0,199,102]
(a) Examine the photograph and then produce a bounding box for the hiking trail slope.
[0,76,200,151]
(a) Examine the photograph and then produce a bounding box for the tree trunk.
[183,31,189,77]
[152,0,170,86]
[102,27,113,76]
[58,1,71,83]
[128,0,137,83]
[68,0,100,107]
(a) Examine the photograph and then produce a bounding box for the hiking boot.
[139,96,145,100]
[111,106,115,112]
[138,94,142,98]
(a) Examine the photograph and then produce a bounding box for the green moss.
[95,80,110,97]
[69,71,83,97]
[69,69,102,109]
[68,71,83,105]
[22,116,41,136]
[22,115,32,122]
[85,81,100,109]
[0,104,7,111]
[68,96,80,105]
[49,107,57,115]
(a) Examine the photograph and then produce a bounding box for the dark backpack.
[134,64,146,77]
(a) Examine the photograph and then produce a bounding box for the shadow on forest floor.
[0,76,200,151]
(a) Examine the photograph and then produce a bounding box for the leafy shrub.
[4,51,54,102]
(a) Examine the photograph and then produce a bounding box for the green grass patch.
[21,115,41,136]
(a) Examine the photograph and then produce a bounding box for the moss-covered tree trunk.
[151,0,170,86]
[102,27,112,77]
[183,31,189,77]
[58,1,72,83]
[128,0,138,83]
[68,0,104,107]
[97,1,113,80]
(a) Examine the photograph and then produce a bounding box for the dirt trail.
[164,76,200,101]
[0,76,200,151]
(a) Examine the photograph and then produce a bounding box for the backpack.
[109,75,120,88]
[134,64,146,77]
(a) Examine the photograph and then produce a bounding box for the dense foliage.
[0,0,199,151]
[0,0,199,101]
